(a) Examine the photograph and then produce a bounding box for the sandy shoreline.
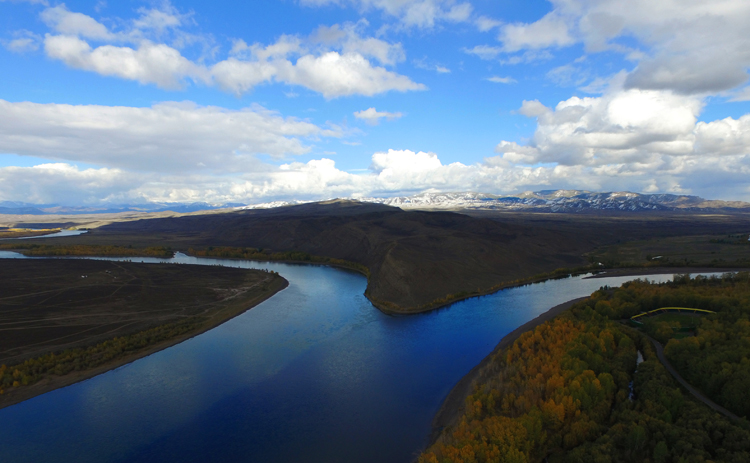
[0,276,288,411]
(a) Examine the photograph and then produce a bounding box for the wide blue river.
[0,252,687,462]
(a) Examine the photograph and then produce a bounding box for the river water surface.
[0,252,689,462]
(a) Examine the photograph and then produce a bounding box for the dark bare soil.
[0,259,284,366]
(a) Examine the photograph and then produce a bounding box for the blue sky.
[1,0,749,205]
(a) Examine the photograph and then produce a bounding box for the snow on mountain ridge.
[357,191,750,213]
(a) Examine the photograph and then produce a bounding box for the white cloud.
[311,22,405,66]
[490,88,750,199]
[40,4,116,41]
[497,89,706,167]
[132,4,186,35]
[37,5,424,98]
[229,35,302,61]
[213,44,425,98]
[546,63,588,87]
[730,86,750,102]
[0,99,338,173]
[694,115,750,157]
[3,30,42,53]
[413,57,450,73]
[5,37,38,53]
[516,100,549,118]
[210,58,280,95]
[0,0,48,5]
[499,49,554,65]
[4,139,750,206]
[300,0,473,29]
[0,164,135,205]
[489,0,750,95]
[354,107,403,125]
[44,35,211,89]
[286,52,425,98]
[625,53,750,95]
[499,12,575,52]
[475,16,502,32]
[486,76,516,84]
[462,45,501,60]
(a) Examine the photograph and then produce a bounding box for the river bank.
[0,270,288,410]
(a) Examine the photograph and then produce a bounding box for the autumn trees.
[422,272,750,463]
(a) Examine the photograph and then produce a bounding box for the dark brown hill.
[36,200,750,312]
[58,201,586,311]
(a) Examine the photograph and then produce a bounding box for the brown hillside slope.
[34,201,586,311]
[29,200,750,312]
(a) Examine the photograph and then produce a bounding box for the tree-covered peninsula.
[422,273,750,463]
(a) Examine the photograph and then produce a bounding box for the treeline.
[421,274,750,463]
[0,316,203,395]
[0,244,175,257]
[594,256,750,269]
[666,318,750,419]
[572,273,750,418]
[187,247,371,277]
[586,272,750,420]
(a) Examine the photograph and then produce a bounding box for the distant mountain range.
[3,191,750,216]
[241,191,750,214]
[361,191,750,213]
[0,201,243,216]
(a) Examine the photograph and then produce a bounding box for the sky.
[1,0,749,206]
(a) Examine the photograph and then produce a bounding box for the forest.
[421,273,750,463]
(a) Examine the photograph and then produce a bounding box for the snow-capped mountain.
[356,191,750,213]
[236,200,316,210]
[5,191,749,216]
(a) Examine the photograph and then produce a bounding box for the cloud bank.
[0,99,339,173]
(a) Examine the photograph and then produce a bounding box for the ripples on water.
[0,252,707,463]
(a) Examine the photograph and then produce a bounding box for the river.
[0,252,693,462]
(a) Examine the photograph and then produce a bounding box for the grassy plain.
[588,233,750,267]
[0,258,286,408]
